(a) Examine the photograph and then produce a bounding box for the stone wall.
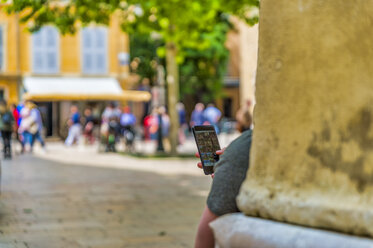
[237,0,373,236]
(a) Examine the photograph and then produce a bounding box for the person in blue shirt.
[190,103,205,127]
[120,106,136,151]
[65,105,81,146]
[120,106,136,129]
[16,103,24,127]
[203,103,222,133]
[177,102,187,144]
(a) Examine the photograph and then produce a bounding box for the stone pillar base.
[210,214,373,248]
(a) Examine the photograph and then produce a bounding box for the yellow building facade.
[0,10,131,103]
[0,9,152,137]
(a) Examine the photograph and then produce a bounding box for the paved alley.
[0,145,211,248]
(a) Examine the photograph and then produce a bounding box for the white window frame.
[0,24,7,73]
[81,26,108,75]
[31,26,60,75]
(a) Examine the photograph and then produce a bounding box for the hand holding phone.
[195,148,225,178]
[192,125,221,175]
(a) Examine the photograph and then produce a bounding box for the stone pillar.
[237,0,373,237]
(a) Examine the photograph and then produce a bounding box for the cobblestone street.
[0,144,211,248]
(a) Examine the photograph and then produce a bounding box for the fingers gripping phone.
[192,125,221,175]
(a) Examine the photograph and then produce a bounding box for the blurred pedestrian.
[83,108,95,145]
[10,104,22,150]
[27,101,46,150]
[120,106,136,130]
[16,102,25,153]
[190,103,205,127]
[18,105,38,152]
[0,100,14,159]
[65,105,81,146]
[101,102,121,152]
[203,103,221,133]
[120,106,136,151]
[158,106,170,152]
[138,78,151,123]
[102,102,121,123]
[10,104,19,129]
[177,102,187,144]
[236,100,253,133]
[145,108,158,141]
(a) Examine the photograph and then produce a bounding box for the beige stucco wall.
[238,0,373,236]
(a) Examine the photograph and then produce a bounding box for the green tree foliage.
[4,0,259,94]
[129,33,160,85]
[5,0,259,154]
[130,18,229,103]
[5,0,259,56]
[180,18,230,103]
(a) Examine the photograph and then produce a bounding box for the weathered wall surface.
[237,0,373,236]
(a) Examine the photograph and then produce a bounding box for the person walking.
[158,106,170,152]
[190,103,205,127]
[16,103,25,153]
[65,105,81,146]
[101,102,121,152]
[10,104,22,151]
[177,102,187,144]
[83,108,95,145]
[19,105,38,153]
[203,103,221,133]
[0,100,14,159]
[27,101,46,149]
[120,106,136,131]
[102,102,121,123]
[145,108,158,141]
[120,106,136,151]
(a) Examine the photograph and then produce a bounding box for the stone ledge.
[210,214,373,248]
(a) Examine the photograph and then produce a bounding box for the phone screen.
[193,126,221,171]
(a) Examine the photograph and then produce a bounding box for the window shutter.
[82,29,92,73]
[47,27,58,73]
[47,52,57,71]
[32,30,44,73]
[0,27,3,71]
[82,27,107,74]
[83,53,92,72]
[95,28,107,74]
[32,27,59,74]
[95,28,105,48]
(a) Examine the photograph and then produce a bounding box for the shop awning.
[22,77,151,102]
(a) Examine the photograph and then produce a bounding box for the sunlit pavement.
[0,140,214,248]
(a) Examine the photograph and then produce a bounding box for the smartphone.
[192,125,221,175]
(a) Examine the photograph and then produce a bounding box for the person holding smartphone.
[194,129,253,248]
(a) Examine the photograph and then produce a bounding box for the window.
[32,26,59,74]
[81,27,108,74]
[0,26,4,72]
